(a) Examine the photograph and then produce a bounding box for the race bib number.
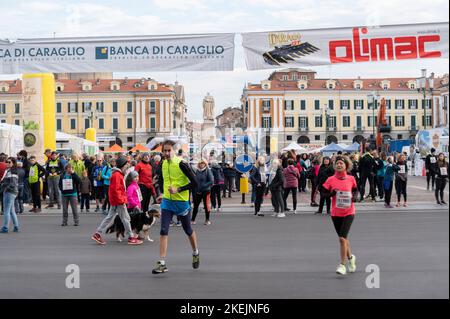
[62,179,73,191]
[440,167,448,176]
[399,165,406,174]
[29,168,35,177]
[93,180,98,187]
[430,157,437,164]
[137,189,143,202]
[336,191,352,209]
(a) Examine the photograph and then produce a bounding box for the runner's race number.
[336,191,352,208]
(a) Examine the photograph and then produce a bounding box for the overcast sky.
[0,0,448,120]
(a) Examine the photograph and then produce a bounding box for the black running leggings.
[283,187,297,210]
[427,171,436,189]
[192,191,211,222]
[395,179,407,202]
[435,177,447,202]
[254,183,266,214]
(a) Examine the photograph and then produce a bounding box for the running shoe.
[204,220,211,225]
[191,220,197,225]
[293,210,298,215]
[277,213,286,218]
[192,253,200,269]
[152,261,168,274]
[176,221,182,227]
[169,221,175,227]
[61,222,67,227]
[348,255,356,273]
[403,203,408,207]
[441,201,447,205]
[437,200,441,205]
[396,203,401,207]
[336,263,347,275]
[310,203,318,207]
[257,213,265,217]
[128,237,143,245]
[91,233,106,245]
[13,227,19,233]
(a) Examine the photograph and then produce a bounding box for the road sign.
[235,154,254,173]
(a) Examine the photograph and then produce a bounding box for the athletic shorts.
[95,186,105,200]
[331,215,354,239]
[160,209,193,237]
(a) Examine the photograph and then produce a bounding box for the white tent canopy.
[282,142,306,153]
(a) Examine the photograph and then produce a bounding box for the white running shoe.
[336,263,347,275]
[277,213,286,218]
[348,255,356,273]
[293,210,298,215]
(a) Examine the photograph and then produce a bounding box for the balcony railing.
[409,125,419,132]
[298,126,309,132]
[354,126,365,132]
[262,107,271,113]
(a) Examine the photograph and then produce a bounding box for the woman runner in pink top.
[321,155,359,275]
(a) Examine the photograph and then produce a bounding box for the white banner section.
[0,33,235,73]
[242,22,449,70]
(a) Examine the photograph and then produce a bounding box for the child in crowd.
[126,171,142,214]
[80,170,92,213]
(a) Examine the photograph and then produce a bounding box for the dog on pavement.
[106,206,160,242]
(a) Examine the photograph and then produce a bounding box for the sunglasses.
[6,161,12,164]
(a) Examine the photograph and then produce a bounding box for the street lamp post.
[323,104,329,145]
[368,91,379,144]
[417,69,435,131]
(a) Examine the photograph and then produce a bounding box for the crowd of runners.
[0,142,448,275]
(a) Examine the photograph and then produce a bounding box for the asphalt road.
[0,208,448,299]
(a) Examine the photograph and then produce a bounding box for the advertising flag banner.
[242,22,449,70]
[0,33,235,73]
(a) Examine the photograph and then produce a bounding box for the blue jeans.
[2,192,18,231]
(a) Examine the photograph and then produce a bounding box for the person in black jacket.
[315,156,335,214]
[250,157,267,217]
[358,148,376,202]
[349,154,360,187]
[434,153,449,205]
[425,148,438,191]
[223,162,236,198]
[267,159,285,218]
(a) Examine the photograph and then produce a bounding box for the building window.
[315,135,321,141]
[285,117,294,128]
[150,117,156,130]
[113,102,118,113]
[56,102,61,113]
[14,103,20,114]
[245,101,249,113]
[422,115,432,127]
[314,100,320,110]
[328,116,336,128]
[14,119,20,126]
[385,99,391,109]
[342,116,351,127]
[383,84,389,90]
[422,99,431,109]
[301,75,307,80]
[96,102,104,113]
[328,100,334,110]
[262,100,271,112]
[1,103,7,114]
[291,74,297,81]
[315,116,323,127]
[262,117,271,128]
[85,118,90,129]
[82,102,92,112]
[398,134,403,139]
[70,119,76,130]
[386,116,391,126]
[282,75,288,81]
[395,116,405,127]
[127,118,133,129]
[98,118,104,130]
[368,116,377,127]
[127,136,133,142]
[0,119,6,123]
[284,100,294,111]
[299,117,308,128]
[354,100,364,109]
[149,101,156,113]
[343,134,348,140]
[68,102,78,113]
[355,83,362,90]
[395,99,404,109]
[112,118,118,131]
[340,100,350,110]
[127,101,133,113]
[300,100,306,110]
[408,99,418,109]
[286,135,293,141]
[56,119,62,131]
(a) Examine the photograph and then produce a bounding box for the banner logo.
[263,39,320,66]
[95,47,109,59]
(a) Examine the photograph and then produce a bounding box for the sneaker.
[34,208,41,213]
[256,213,265,217]
[176,221,182,227]
[45,204,54,209]
[403,203,408,207]
[310,203,319,207]
[191,220,197,225]
[441,201,447,205]
[336,263,347,275]
[74,223,79,226]
[0,228,8,233]
[169,221,176,227]
[204,220,211,225]
[95,207,99,213]
[91,233,106,245]
[396,203,401,207]
[271,213,277,217]
[348,255,356,273]
[277,213,286,218]
[80,209,84,213]
[61,222,67,227]
[292,210,298,215]
[192,253,200,269]
[29,208,36,213]
[13,227,19,233]
[216,208,221,213]
[314,211,323,215]
[437,200,441,205]
[86,209,90,213]
[152,261,168,274]
[128,237,143,245]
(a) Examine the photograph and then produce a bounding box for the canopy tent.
[282,142,307,153]
[130,143,149,153]
[151,145,162,153]
[104,143,126,153]
[320,142,344,154]
[145,135,189,151]
[343,142,360,152]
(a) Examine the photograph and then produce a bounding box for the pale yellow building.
[241,68,444,149]
[0,77,186,151]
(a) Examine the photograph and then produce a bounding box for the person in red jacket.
[134,152,155,213]
[91,156,143,245]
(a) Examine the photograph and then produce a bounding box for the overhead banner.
[0,33,235,73]
[242,22,449,70]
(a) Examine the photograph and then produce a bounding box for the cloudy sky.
[0,0,448,120]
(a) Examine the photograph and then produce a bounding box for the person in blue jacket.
[101,158,115,214]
